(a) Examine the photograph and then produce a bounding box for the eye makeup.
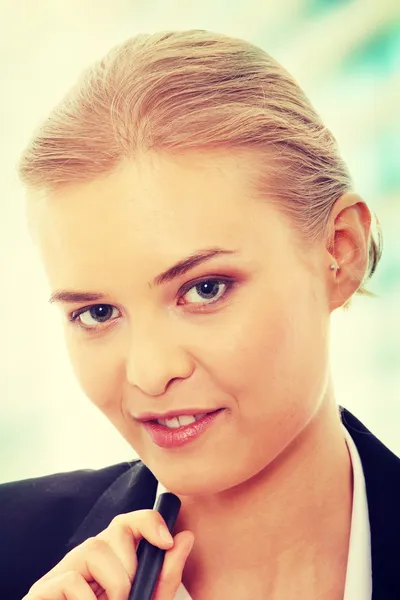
[66,274,239,330]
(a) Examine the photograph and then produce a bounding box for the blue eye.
[70,304,120,328]
[68,277,236,330]
[179,278,233,306]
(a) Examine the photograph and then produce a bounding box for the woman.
[1,29,398,600]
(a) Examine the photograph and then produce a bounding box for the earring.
[329,264,340,271]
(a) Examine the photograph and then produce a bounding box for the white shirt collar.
[157,427,372,599]
[342,425,372,599]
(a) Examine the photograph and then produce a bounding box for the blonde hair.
[18,29,382,296]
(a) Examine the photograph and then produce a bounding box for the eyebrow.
[48,247,238,304]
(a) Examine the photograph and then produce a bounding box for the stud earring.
[329,264,340,271]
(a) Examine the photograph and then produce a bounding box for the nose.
[124,322,194,396]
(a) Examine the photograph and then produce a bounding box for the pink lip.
[143,409,225,448]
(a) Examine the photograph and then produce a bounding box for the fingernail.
[158,524,174,544]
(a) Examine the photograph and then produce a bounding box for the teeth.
[194,413,207,422]
[178,415,198,426]
[158,417,181,428]
[156,414,207,428]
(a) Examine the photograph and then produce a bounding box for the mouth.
[151,412,213,428]
[142,408,226,449]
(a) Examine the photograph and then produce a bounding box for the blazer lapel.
[341,407,400,599]
[66,460,157,552]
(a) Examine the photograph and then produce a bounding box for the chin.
[163,478,229,497]
[157,461,247,496]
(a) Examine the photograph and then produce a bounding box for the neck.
[176,397,353,598]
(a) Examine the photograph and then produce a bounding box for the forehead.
[28,152,288,288]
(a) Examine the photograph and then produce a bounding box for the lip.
[135,408,222,422]
[142,408,226,448]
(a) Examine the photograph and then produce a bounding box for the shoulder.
[341,407,400,494]
[341,406,399,466]
[0,460,141,600]
[0,460,136,511]
[0,461,138,547]
[0,461,139,506]
[341,407,400,595]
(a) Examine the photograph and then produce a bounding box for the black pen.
[128,488,181,600]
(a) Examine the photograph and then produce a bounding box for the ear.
[326,192,372,311]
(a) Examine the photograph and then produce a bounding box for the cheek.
[210,286,329,418]
[64,329,124,416]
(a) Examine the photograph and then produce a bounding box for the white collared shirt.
[157,426,372,599]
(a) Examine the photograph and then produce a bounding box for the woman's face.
[31,151,332,494]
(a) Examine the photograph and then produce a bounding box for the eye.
[70,304,120,329]
[178,278,234,306]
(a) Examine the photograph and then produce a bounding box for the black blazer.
[1,408,399,600]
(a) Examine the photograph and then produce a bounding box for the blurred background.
[0,0,399,482]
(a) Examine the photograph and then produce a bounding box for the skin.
[24,510,193,600]
[29,150,371,599]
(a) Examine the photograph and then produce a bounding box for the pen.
[128,491,181,600]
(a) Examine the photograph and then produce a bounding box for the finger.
[97,515,139,582]
[98,509,175,582]
[153,531,195,600]
[27,509,177,600]
[47,537,132,600]
[40,509,175,588]
[117,509,176,551]
[101,509,174,545]
[23,570,97,600]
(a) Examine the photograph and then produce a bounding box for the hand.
[23,509,195,600]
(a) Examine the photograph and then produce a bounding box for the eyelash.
[68,276,236,330]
